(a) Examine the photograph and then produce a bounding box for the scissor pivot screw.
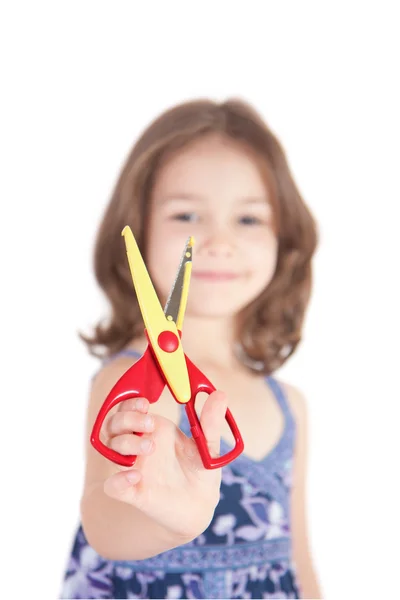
[158,330,179,353]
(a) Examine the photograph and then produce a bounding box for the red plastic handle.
[91,345,244,469]
[183,355,244,469]
[90,347,165,467]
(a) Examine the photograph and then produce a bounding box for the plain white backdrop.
[1,2,399,599]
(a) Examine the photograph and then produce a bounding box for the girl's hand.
[102,391,228,540]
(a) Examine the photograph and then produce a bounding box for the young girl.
[61,98,322,599]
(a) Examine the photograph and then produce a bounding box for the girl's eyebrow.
[159,193,203,204]
[159,193,269,205]
[240,196,270,205]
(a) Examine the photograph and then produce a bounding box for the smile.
[192,271,240,281]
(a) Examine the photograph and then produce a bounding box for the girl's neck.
[129,315,241,370]
[180,315,238,369]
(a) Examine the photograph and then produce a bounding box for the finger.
[107,410,154,437]
[118,397,150,413]
[109,433,155,456]
[104,397,149,433]
[199,390,228,458]
[104,469,144,506]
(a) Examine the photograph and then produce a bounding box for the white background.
[1,3,399,599]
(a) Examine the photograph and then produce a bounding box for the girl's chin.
[186,301,248,319]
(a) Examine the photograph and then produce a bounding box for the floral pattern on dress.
[60,373,300,599]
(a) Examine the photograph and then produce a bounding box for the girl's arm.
[80,358,191,560]
[80,356,227,561]
[81,480,190,561]
[285,383,323,599]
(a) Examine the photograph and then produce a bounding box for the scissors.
[91,226,244,469]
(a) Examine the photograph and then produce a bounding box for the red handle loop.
[185,401,244,469]
[183,355,244,469]
[90,346,244,469]
[91,388,143,467]
[90,347,165,467]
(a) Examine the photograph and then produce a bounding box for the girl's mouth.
[192,271,240,281]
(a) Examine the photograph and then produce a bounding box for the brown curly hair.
[81,98,318,375]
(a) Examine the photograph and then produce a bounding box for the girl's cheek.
[236,226,271,243]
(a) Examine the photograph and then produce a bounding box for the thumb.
[199,390,228,458]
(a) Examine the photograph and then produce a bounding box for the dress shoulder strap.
[265,376,295,425]
[90,349,142,384]
[102,349,142,365]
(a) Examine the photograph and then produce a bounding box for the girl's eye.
[239,215,263,225]
[171,212,198,223]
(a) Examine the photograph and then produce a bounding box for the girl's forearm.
[298,559,323,599]
[80,482,190,561]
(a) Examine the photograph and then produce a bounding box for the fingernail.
[144,415,154,431]
[126,470,140,483]
[140,438,153,453]
[136,398,145,410]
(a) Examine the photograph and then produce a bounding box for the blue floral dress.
[60,351,301,599]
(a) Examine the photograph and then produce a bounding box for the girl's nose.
[201,227,235,258]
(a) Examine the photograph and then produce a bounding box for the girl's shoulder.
[90,350,140,396]
[90,347,181,425]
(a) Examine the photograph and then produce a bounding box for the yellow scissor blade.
[121,226,191,403]
[122,226,166,331]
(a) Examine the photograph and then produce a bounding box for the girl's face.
[146,134,278,319]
